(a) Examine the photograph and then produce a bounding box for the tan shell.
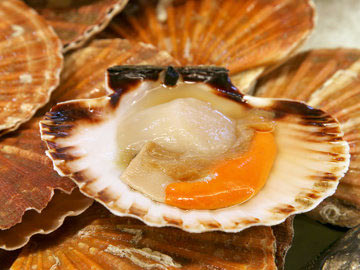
[0,0,63,135]
[40,66,349,233]
[255,49,360,227]
[0,40,177,249]
[108,0,315,92]
[24,0,129,52]
[0,189,92,251]
[10,204,282,270]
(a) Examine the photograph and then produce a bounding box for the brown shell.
[0,0,63,135]
[24,0,129,52]
[255,48,360,227]
[0,117,76,230]
[108,0,314,92]
[11,204,280,270]
[0,189,92,250]
[272,216,294,270]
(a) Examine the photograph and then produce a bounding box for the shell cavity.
[40,66,350,233]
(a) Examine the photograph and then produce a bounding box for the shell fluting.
[255,49,360,227]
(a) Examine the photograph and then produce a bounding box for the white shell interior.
[42,79,350,232]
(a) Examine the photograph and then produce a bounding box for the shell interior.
[255,49,360,227]
[40,66,349,233]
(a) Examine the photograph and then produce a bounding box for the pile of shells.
[0,0,359,269]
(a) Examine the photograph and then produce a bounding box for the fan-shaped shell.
[24,0,129,52]
[0,0,63,135]
[40,66,349,233]
[0,189,92,251]
[109,0,314,92]
[10,204,282,270]
[255,49,360,227]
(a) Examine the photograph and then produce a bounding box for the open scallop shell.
[255,49,360,227]
[24,0,129,52]
[0,40,175,249]
[40,66,349,233]
[109,0,314,92]
[10,203,285,270]
[0,189,92,251]
[0,0,63,135]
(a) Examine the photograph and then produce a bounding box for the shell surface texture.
[108,0,315,92]
[11,204,281,270]
[255,49,360,228]
[0,40,176,250]
[40,65,350,233]
[0,0,63,135]
[24,0,129,52]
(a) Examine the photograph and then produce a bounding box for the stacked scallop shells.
[1,0,360,269]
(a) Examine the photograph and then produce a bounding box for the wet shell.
[40,66,349,233]
[0,189,92,251]
[0,40,177,248]
[0,0,63,135]
[109,0,315,92]
[11,204,280,270]
[255,49,360,227]
[24,0,129,52]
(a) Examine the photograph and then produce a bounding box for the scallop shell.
[272,216,294,270]
[10,204,286,270]
[0,39,175,249]
[0,0,63,135]
[255,49,360,227]
[51,39,178,104]
[24,0,129,52]
[109,0,315,92]
[0,189,92,251]
[40,66,349,233]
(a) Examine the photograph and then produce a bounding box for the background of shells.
[0,0,360,269]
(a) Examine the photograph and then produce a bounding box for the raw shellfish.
[0,0,63,135]
[24,0,129,52]
[255,49,360,227]
[40,65,349,232]
[109,0,315,92]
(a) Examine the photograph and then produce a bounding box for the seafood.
[40,65,349,232]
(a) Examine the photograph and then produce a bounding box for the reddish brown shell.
[255,49,360,227]
[24,0,129,52]
[11,204,279,270]
[0,0,63,135]
[109,0,314,91]
[0,117,76,230]
[0,189,92,250]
